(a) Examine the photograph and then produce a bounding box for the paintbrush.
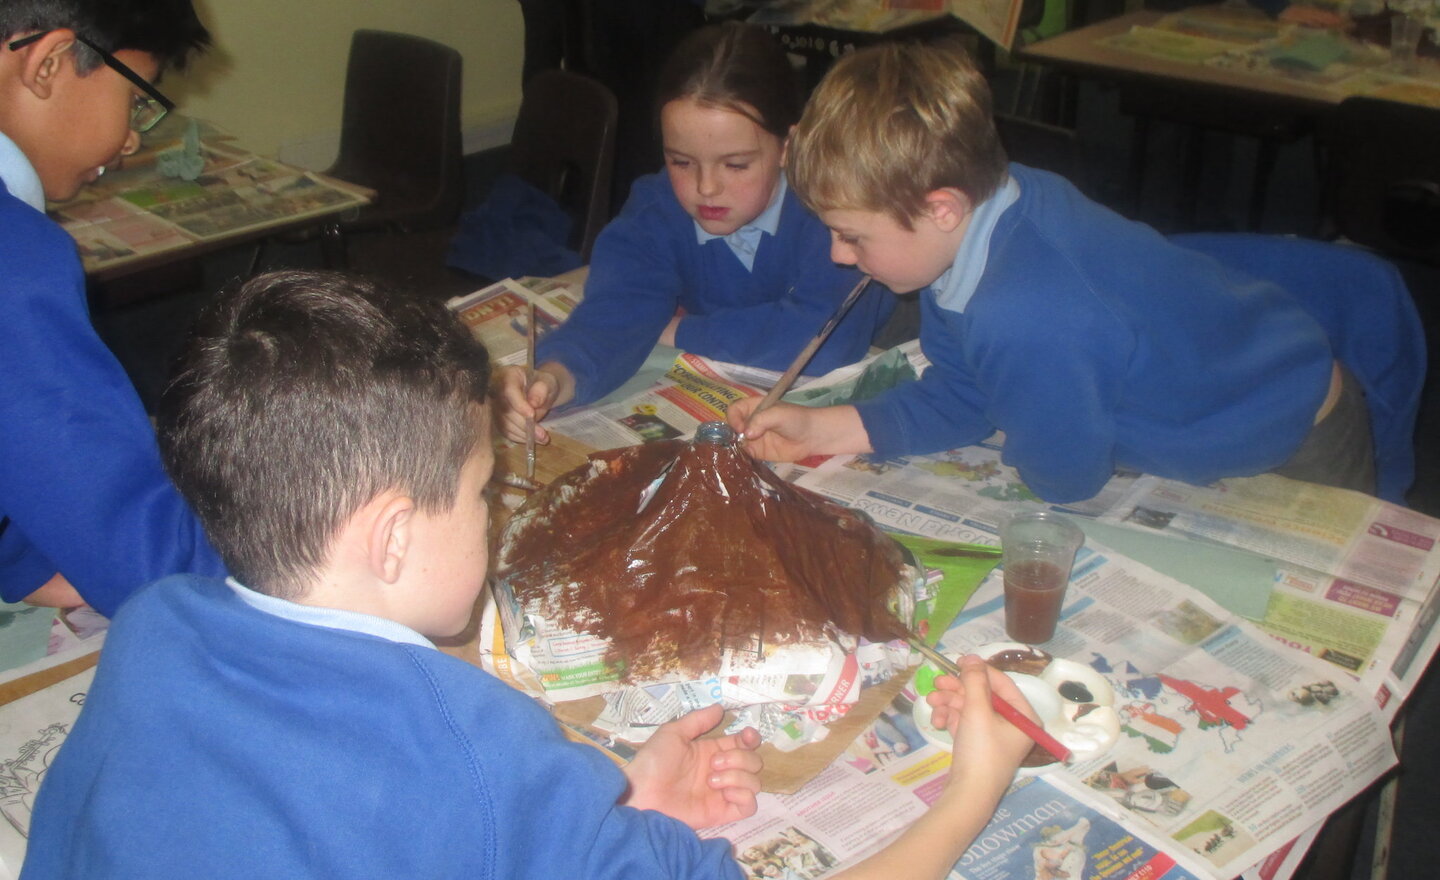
[525,300,537,484]
[904,632,1073,764]
[501,473,540,492]
[742,275,872,432]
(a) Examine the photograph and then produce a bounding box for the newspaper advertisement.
[1100,474,1440,714]
[446,276,584,367]
[544,353,769,450]
[704,541,1397,880]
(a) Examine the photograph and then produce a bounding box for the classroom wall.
[171,0,525,168]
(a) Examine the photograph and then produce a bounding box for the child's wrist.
[940,761,1015,808]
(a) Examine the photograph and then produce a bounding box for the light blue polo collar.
[694,174,788,271]
[930,174,1020,313]
[226,577,436,649]
[0,131,46,212]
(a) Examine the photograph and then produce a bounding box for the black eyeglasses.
[6,31,174,132]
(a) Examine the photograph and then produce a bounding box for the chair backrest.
[1323,97,1440,266]
[1172,232,1426,503]
[328,29,464,231]
[509,69,618,262]
[995,113,1085,192]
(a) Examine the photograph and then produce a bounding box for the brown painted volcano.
[496,438,909,682]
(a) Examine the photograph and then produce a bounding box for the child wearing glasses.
[0,0,222,616]
[23,269,1034,878]
[494,22,895,446]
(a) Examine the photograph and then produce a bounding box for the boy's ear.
[367,492,416,584]
[922,188,973,234]
[12,30,79,100]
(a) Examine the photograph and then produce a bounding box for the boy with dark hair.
[22,269,764,877]
[23,269,1036,879]
[0,0,222,615]
[730,41,1383,504]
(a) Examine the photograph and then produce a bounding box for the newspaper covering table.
[1099,475,1440,718]
[0,645,104,880]
[50,142,370,275]
[514,340,1439,880]
[701,525,1403,880]
[446,276,585,368]
[1094,6,1440,108]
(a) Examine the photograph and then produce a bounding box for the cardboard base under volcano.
[548,665,917,795]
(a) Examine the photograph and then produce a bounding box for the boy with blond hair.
[731,41,1379,503]
[23,269,1036,879]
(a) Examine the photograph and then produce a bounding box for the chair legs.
[245,222,349,277]
[247,240,267,278]
[320,223,349,270]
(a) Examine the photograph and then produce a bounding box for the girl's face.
[660,97,784,237]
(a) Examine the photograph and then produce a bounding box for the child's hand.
[726,401,871,462]
[659,314,682,348]
[493,364,563,445]
[926,656,1037,798]
[621,704,763,829]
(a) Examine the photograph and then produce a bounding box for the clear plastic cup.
[1000,511,1084,644]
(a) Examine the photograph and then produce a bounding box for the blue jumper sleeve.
[856,277,1129,504]
[0,195,224,615]
[536,180,687,406]
[0,518,60,597]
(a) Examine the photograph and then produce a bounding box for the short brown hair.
[787,39,1007,227]
[158,271,492,598]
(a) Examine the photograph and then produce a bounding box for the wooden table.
[1018,6,1438,228]
[1019,9,1346,110]
[50,136,371,284]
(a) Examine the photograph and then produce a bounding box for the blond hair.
[787,40,1007,228]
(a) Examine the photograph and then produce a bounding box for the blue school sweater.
[0,175,222,614]
[854,165,1334,503]
[538,173,894,405]
[22,575,743,880]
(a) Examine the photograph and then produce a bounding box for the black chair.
[995,113,1086,193]
[508,69,618,262]
[1321,96,1440,265]
[256,30,464,271]
[1122,88,1310,232]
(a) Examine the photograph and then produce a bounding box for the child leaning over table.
[495,22,893,446]
[728,40,1376,504]
[21,269,1037,879]
[0,0,224,615]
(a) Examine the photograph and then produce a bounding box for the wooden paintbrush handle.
[748,275,872,420]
